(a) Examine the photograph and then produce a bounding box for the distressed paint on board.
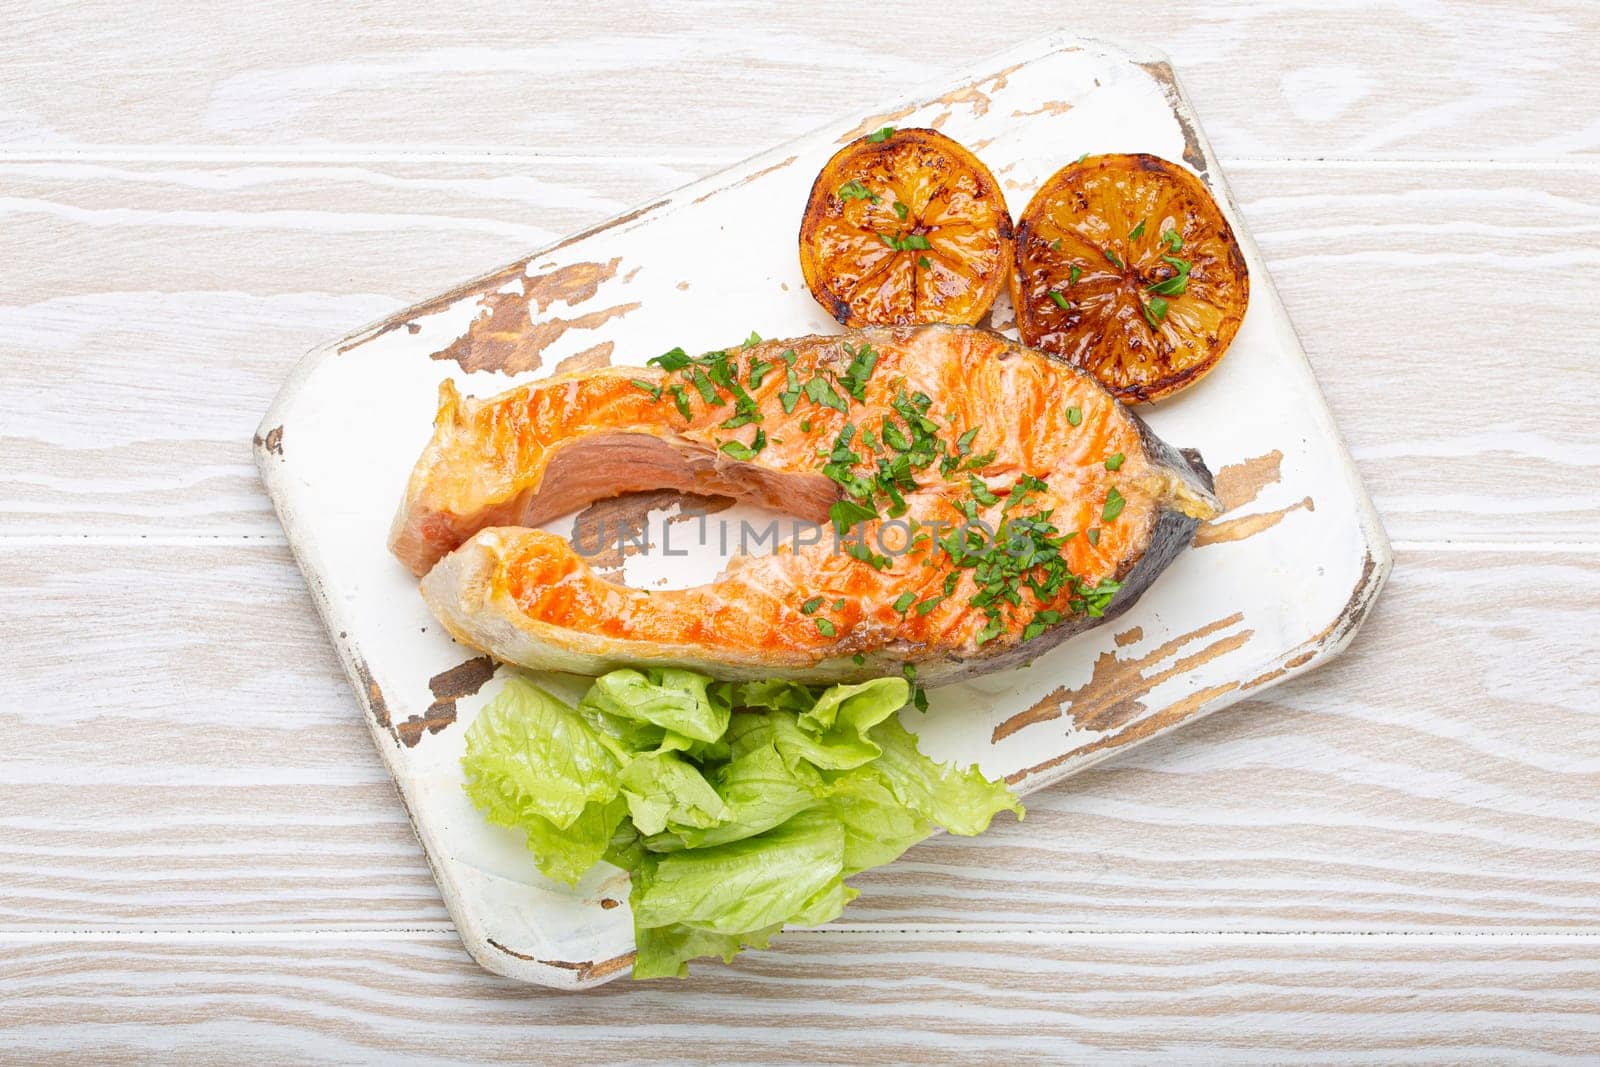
[256,34,1391,989]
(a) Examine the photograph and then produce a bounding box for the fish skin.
[399,324,1219,685]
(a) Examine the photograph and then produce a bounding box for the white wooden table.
[4,3,1598,1061]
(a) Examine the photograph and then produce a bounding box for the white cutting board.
[256,34,1391,989]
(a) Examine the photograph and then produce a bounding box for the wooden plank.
[0,157,695,536]
[3,3,1598,160]
[2,931,1597,1061]
[2,161,1596,541]
[3,544,1596,930]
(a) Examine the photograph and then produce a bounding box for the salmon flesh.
[392,324,1220,685]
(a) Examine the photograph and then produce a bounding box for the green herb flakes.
[838,180,879,203]
[1101,487,1125,523]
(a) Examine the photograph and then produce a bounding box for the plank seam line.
[2,535,1598,553]
[5,928,1600,943]
[0,148,1595,170]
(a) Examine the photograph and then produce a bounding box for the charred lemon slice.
[1011,153,1249,404]
[800,127,1013,327]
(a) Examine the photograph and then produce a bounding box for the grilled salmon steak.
[392,324,1219,685]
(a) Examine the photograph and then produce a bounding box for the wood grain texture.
[3,932,1598,1062]
[4,1,1598,160]
[3,162,1596,541]
[4,545,1595,931]
[4,1,1599,1053]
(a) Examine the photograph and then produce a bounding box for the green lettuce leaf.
[632,922,782,980]
[823,767,934,876]
[730,678,818,714]
[459,678,627,885]
[460,668,1022,978]
[797,677,907,759]
[631,809,848,936]
[864,713,1024,836]
[646,716,826,851]
[578,667,731,747]
[516,794,629,886]
[618,751,730,836]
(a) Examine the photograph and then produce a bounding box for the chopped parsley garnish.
[1128,219,1146,241]
[915,596,944,615]
[1102,486,1126,523]
[743,331,761,347]
[852,653,866,665]
[1066,406,1082,427]
[968,475,999,506]
[866,126,895,142]
[880,232,932,252]
[843,540,891,569]
[630,379,662,400]
[649,346,691,372]
[1104,452,1125,471]
[838,180,879,203]
[719,430,765,461]
[1142,295,1169,328]
[689,367,719,404]
[801,596,824,615]
[1047,290,1071,311]
[815,618,837,636]
[780,366,802,413]
[829,499,877,535]
[961,448,997,472]
[1075,152,1089,163]
[668,384,691,421]
[1068,264,1081,285]
[1104,249,1123,269]
[917,255,931,269]
[838,341,880,401]
[804,373,848,412]
[1086,528,1100,545]
[1161,228,1183,252]
[893,200,910,221]
[1021,610,1061,642]
[1074,576,1122,618]
[1146,254,1192,296]
[747,357,774,388]
[1050,238,1063,252]
[905,662,928,711]
[955,426,980,454]
[832,598,846,611]
[892,591,916,613]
